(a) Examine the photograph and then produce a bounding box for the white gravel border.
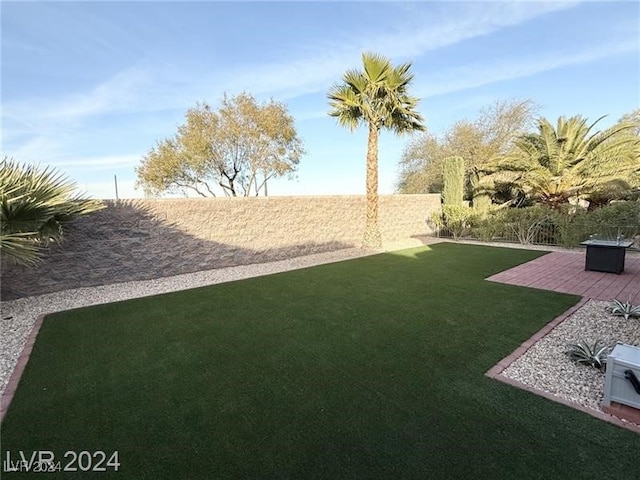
[500,299,640,421]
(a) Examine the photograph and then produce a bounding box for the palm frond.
[0,232,42,266]
[0,157,105,265]
[326,52,425,134]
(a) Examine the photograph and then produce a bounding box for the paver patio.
[486,250,640,303]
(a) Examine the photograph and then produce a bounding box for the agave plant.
[606,299,640,320]
[565,340,611,370]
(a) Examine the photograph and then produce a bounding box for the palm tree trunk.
[363,124,382,248]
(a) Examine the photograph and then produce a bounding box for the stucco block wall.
[1,194,440,300]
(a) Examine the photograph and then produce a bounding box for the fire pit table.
[580,239,633,274]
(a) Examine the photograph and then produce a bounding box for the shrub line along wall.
[1,195,441,300]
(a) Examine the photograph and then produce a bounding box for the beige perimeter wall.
[1,194,441,300]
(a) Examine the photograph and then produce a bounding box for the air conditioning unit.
[603,343,640,410]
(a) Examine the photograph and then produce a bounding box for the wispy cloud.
[2,65,152,123]
[3,0,626,176]
[218,1,581,100]
[52,154,141,169]
[416,38,638,99]
[2,1,580,129]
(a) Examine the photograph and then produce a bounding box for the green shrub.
[585,201,640,241]
[495,206,555,245]
[442,156,465,206]
[432,204,474,240]
[551,206,590,247]
[469,209,503,241]
[454,200,640,247]
[472,194,492,215]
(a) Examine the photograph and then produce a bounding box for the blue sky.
[2,0,639,199]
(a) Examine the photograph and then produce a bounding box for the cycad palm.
[1,158,104,265]
[479,115,640,209]
[328,52,425,247]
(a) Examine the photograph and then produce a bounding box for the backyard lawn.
[2,243,639,479]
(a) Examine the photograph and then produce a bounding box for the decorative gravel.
[501,299,640,416]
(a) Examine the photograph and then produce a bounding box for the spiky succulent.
[607,299,640,321]
[565,340,611,370]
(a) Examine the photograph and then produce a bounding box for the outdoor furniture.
[580,239,633,274]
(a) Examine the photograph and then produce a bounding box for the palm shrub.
[477,115,640,209]
[0,158,104,265]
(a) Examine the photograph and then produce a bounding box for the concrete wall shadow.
[1,195,441,300]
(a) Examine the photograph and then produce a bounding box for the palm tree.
[0,157,104,265]
[477,115,640,209]
[328,52,425,247]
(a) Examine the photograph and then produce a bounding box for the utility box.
[603,343,640,410]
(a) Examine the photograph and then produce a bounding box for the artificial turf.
[2,243,639,479]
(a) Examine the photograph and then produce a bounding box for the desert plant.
[0,158,104,265]
[442,156,465,206]
[607,299,640,320]
[565,340,611,370]
[551,205,591,247]
[585,201,640,241]
[477,115,640,209]
[496,206,555,245]
[431,204,474,240]
[328,52,425,248]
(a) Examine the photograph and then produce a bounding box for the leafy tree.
[477,115,640,209]
[136,93,305,197]
[0,157,104,265]
[328,52,425,248]
[397,99,537,195]
[396,131,446,194]
[619,109,640,136]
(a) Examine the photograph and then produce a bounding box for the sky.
[2,0,639,199]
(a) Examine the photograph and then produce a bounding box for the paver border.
[486,298,640,435]
[0,314,45,422]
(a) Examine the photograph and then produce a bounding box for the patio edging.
[485,298,640,435]
[0,314,46,422]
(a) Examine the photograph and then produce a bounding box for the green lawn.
[2,243,638,479]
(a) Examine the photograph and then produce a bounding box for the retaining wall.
[1,194,441,300]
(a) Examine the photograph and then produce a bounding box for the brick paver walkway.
[487,250,640,303]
